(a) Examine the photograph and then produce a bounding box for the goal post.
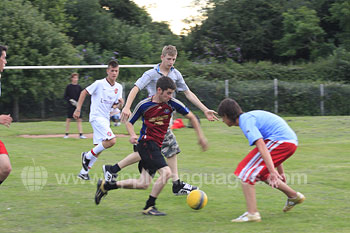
[4,64,156,70]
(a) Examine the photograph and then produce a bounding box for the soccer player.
[217,98,305,222]
[73,60,123,180]
[115,45,217,195]
[63,73,86,139]
[0,45,12,186]
[95,76,208,216]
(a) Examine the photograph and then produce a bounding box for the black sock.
[144,195,157,210]
[173,179,181,186]
[79,133,83,136]
[104,181,118,191]
[111,163,121,173]
[65,133,69,136]
[0,180,2,185]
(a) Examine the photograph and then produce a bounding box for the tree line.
[0,0,349,120]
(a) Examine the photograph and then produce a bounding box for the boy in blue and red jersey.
[95,76,208,216]
[218,98,305,223]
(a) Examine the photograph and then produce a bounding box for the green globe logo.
[21,163,48,191]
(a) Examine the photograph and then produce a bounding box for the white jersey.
[86,78,123,122]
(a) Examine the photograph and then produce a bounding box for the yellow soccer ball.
[186,190,208,210]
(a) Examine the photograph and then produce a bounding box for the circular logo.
[21,166,48,191]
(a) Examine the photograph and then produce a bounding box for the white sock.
[86,142,105,159]
[88,155,98,170]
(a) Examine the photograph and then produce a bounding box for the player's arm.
[183,90,219,121]
[121,86,140,122]
[73,89,89,119]
[125,121,138,144]
[125,101,143,144]
[0,114,12,128]
[254,138,282,188]
[184,111,208,151]
[63,88,69,101]
[276,164,286,183]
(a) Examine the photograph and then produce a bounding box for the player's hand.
[279,173,287,183]
[0,114,13,128]
[69,99,77,107]
[198,137,208,151]
[73,109,80,119]
[121,107,131,123]
[204,110,219,121]
[267,170,283,188]
[129,135,138,145]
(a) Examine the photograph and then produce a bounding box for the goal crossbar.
[4,64,156,70]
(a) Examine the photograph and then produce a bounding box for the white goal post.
[5,64,156,70]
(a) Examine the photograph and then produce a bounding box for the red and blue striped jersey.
[129,97,190,147]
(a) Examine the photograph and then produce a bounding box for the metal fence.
[2,66,350,120]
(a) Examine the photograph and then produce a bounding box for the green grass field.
[0,116,349,233]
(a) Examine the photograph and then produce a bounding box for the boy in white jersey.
[218,98,305,223]
[74,60,123,180]
[109,45,218,195]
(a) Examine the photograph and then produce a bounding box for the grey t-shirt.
[134,64,189,95]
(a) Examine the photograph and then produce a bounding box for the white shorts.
[90,117,116,145]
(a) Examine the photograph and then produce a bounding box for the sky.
[131,0,207,35]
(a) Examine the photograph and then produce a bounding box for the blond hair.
[162,45,177,56]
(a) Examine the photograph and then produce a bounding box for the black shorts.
[67,106,82,119]
[136,140,167,177]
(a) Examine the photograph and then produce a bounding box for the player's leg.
[0,155,11,185]
[241,182,258,214]
[133,140,170,215]
[78,118,116,180]
[64,118,71,138]
[103,151,141,182]
[95,166,153,205]
[231,181,261,222]
[274,180,305,212]
[65,106,75,138]
[142,166,171,216]
[76,118,86,139]
[162,129,197,195]
[103,144,141,182]
[150,166,172,197]
[259,141,305,212]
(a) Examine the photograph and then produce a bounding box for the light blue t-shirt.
[239,110,298,146]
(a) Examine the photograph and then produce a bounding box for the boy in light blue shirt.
[218,98,305,223]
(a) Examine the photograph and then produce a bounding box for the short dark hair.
[156,76,176,91]
[0,45,8,55]
[71,72,79,78]
[217,98,243,121]
[108,60,119,68]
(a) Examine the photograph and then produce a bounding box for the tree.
[274,6,333,61]
[184,0,286,62]
[65,0,118,51]
[26,0,73,33]
[99,0,152,26]
[0,0,81,121]
[329,0,350,50]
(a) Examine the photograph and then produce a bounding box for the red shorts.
[0,140,8,155]
[234,140,297,185]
